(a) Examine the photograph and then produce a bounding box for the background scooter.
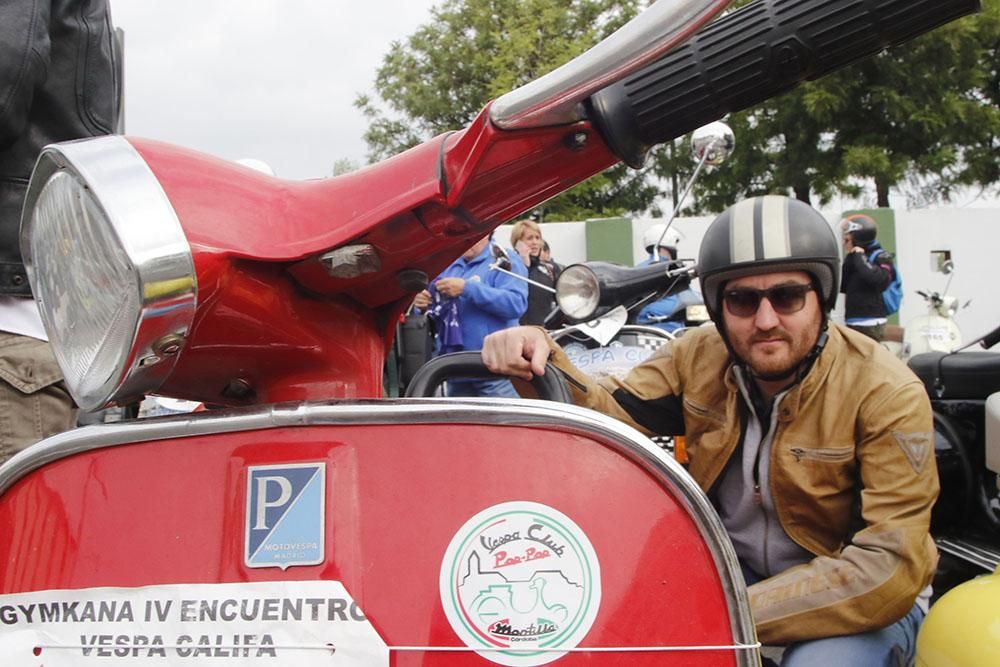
[545,121,734,373]
[900,260,970,359]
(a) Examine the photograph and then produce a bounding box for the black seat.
[908,351,1000,399]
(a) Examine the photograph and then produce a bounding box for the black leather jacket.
[519,255,559,326]
[840,243,894,320]
[0,0,121,295]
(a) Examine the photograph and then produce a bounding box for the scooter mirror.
[691,121,735,166]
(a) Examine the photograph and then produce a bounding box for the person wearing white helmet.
[482,195,938,665]
[641,223,681,262]
[635,224,703,333]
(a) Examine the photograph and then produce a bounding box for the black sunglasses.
[723,283,814,317]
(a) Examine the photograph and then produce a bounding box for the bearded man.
[481,195,938,666]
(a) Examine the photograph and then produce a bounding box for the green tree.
[356,0,660,221]
[822,0,1000,207]
[331,158,360,176]
[657,0,1000,211]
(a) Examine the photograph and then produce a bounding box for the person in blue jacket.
[413,234,527,396]
[635,224,703,334]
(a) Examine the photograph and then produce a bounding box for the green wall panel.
[585,217,633,264]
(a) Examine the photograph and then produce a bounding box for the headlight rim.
[555,263,602,321]
[20,136,197,411]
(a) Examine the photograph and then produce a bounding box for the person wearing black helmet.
[481,195,938,665]
[840,213,896,342]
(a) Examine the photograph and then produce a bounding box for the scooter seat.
[908,351,1000,399]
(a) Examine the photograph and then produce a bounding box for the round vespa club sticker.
[439,501,602,666]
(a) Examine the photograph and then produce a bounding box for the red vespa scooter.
[0,0,980,664]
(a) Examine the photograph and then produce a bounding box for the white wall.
[894,208,999,343]
[531,220,588,268]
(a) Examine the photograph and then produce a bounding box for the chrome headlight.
[20,136,196,411]
[556,264,601,320]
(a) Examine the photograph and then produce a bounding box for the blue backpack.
[869,248,902,315]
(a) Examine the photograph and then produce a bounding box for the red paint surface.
[0,422,740,665]
[123,110,617,406]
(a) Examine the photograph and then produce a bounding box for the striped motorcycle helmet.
[698,195,840,322]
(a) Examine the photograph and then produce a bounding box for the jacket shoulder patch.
[892,431,932,473]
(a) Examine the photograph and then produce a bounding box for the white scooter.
[902,261,967,357]
[903,291,964,356]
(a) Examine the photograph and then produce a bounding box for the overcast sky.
[110,1,996,209]
[112,0,440,180]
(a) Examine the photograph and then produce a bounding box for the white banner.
[0,581,388,666]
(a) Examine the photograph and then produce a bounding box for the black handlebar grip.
[980,325,1000,350]
[404,351,573,403]
[588,0,981,167]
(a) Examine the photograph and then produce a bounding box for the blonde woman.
[510,220,559,325]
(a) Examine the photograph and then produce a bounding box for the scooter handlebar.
[979,325,1000,350]
[588,0,981,167]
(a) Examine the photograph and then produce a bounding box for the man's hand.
[435,277,465,298]
[413,289,432,310]
[482,327,550,382]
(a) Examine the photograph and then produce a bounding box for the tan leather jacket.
[542,323,938,644]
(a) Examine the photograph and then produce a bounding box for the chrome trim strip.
[490,0,731,130]
[0,399,757,663]
[936,537,1000,572]
[20,136,196,411]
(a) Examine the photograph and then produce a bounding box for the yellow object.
[915,567,1000,666]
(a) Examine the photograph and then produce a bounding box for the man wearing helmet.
[635,224,704,333]
[482,195,937,665]
[840,213,896,342]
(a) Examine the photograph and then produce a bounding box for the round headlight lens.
[21,137,196,411]
[30,171,140,404]
[556,264,601,320]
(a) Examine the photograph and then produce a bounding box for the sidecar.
[0,399,758,665]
